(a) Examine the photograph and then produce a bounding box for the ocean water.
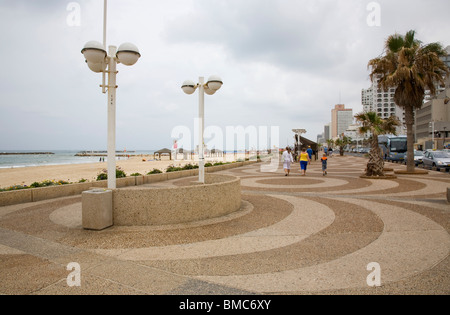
[0,150,155,169]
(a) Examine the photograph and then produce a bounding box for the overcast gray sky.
[0,0,449,151]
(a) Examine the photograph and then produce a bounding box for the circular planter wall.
[113,174,241,226]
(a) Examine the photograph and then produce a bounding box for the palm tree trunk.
[367,137,384,176]
[404,107,415,173]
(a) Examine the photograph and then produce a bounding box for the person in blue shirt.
[306,146,313,160]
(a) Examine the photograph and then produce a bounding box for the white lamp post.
[292,129,307,156]
[81,0,140,189]
[429,121,435,150]
[182,76,223,183]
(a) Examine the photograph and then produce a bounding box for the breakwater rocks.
[75,151,135,157]
[0,152,55,155]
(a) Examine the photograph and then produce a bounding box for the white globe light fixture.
[181,80,197,95]
[116,42,141,66]
[204,85,216,95]
[81,41,107,64]
[181,76,223,183]
[206,75,223,91]
[81,1,141,190]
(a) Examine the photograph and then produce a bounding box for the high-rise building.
[361,75,406,135]
[424,46,450,103]
[324,124,331,141]
[331,104,353,139]
[415,46,450,150]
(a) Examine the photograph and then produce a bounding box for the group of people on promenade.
[282,146,328,177]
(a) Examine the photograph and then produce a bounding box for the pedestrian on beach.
[321,153,328,176]
[299,148,311,176]
[282,147,294,176]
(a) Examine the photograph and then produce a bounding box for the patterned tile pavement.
[0,155,449,295]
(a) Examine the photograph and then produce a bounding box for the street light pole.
[81,0,140,189]
[292,129,306,156]
[182,76,223,184]
[107,46,118,189]
[444,127,447,147]
[198,77,205,183]
[430,121,435,150]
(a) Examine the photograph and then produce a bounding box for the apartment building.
[361,76,406,135]
[331,104,353,139]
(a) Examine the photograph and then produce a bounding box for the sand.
[0,154,248,189]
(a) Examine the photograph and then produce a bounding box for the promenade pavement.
[0,155,449,295]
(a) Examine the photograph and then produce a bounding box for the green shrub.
[182,163,199,170]
[0,185,29,192]
[96,168,127,181]
[130,173,142,177]
[147,169,162,175]
[1,180,71,192]
[166,165,183,173]
[204,163,213,167]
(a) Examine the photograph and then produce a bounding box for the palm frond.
[404,30,421,48]
[386,34,405,53]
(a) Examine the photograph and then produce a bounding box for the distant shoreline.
[0,152,55,156]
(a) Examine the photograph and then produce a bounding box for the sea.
[0,150,156,169]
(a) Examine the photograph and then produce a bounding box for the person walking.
[299,148,311,176]
[321,153,328,176]
[306,146,313,160]
[282,147,294,176]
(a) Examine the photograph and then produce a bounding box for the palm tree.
[334,136,352,156]
[355,112,400,176]
[326,139,335,150]
[368,30,449,173]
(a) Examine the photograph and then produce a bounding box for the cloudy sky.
[0,0,449,151]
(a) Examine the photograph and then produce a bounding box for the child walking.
[321,154,328,176]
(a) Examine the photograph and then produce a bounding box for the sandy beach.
[0,154,250,189]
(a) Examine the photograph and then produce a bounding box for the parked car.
[360,148,370,154]
[404,150,424,166]
[422,151,450,170]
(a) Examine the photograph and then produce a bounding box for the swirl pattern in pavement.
[0,155,449,295]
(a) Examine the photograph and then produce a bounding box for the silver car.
[422,151,450,170]
[404,150,424,166]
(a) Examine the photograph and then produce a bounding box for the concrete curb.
[0,161,258,207]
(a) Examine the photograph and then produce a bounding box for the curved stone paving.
[0,155,449,295]
[196,198,450,292]
[92,196,335,261]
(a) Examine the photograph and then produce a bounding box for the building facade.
[415,46,450,150]
[415,80,450,150]
[361,75,406,135]
[331,104,353,139]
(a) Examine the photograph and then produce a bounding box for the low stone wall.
[0,161,257,206]
[113,174,241,226]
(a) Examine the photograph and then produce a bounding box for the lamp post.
[182,76,223,183]
[429,121,435,150]
[81,0,140,189]
[444,127,447,148]
[292,129,307,156]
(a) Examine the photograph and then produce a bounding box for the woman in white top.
[282,147,294,176]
